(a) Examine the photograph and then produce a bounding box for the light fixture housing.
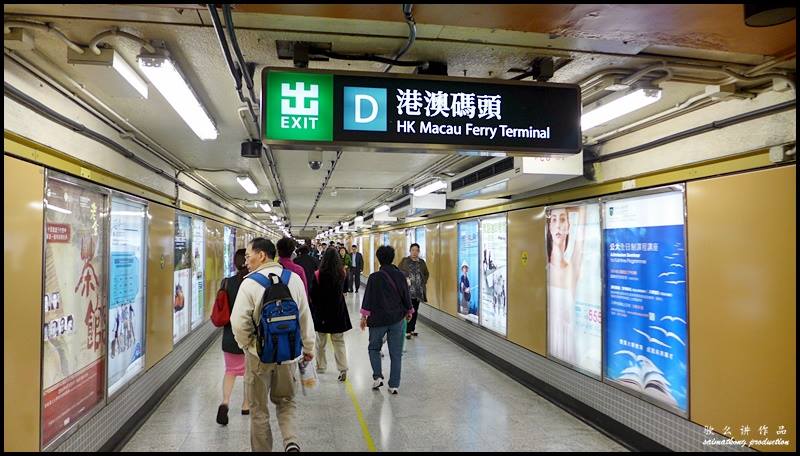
[236,175,258,194]
[68,46,148,98]
[259,201,272,213]
[374,204,390,214]
[411,179,447,197]
[581,86,662,131]
[137,47,218,140]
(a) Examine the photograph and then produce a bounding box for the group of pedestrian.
[214,236,428,451]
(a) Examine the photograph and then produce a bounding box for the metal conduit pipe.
[88,27,156,55]
[5,51,267,231]
[384,3,416,73]
[4,81,272,232]
[207,5,245,104]
[591,100,796,163]
[303,150,343,229]
[10,48,188,171]
[222,4,258,109]
[3,20,84,54]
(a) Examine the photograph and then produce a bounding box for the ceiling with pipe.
[3,4,796,237]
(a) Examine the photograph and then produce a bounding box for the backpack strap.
[280,268,292,286]
[248,272,271,289]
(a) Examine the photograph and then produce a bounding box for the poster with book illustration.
[479,215,507,335]
[191,218,205,329]
[603,189,688,414]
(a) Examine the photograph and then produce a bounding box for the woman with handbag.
[311,248,353,382]
[216,249,249,426]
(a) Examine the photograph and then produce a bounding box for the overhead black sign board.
[262,67,581,155]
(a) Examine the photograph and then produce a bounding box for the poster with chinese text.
[603,190,688,414]
[457,221,480,323]
[173,214,192,343]
[191,218,205,329]
[479,216,507,335]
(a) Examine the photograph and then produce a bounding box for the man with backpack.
[231,238,316,452]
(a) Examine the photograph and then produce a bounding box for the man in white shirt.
[231,237,316,452]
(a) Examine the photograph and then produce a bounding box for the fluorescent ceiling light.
[236,175,258,194]
[112,52,148,98]
[259,202,272,213]
[374,204,390,214]
[138,53,218,140]
[581,87,662,131]
[412,179,447,197]
[355,215,364,223]
[270,215,278,221]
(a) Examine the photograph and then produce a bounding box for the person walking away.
[231,238,316,452]
[360,245,414,394]
[349,244,364,293]
[277,237,309,298]
[293,245,319,295]
[217,248,250,425]
[398,243,429,340]
[310,248,352,381]
[338,246,352,294]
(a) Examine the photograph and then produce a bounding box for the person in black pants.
[349,244,364,293]
[217,249,249,426]
[398,243,429,340]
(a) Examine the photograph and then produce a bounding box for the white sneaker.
[372,378,384,390]
[388,387,399,395]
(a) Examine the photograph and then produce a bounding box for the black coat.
[310,270,353,334]
[222,272,246,354]
[361,265,413,328]
[294,254,319,292]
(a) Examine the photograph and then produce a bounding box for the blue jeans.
[367,319,405,388]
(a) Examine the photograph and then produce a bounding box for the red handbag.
[211,278,230,327]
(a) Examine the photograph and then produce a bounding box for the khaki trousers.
[245,352,298,452]
[316,332,348,373]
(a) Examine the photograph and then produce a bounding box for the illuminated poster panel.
[479,215,507,335]
[223,226,233,278]
[107,197,146,396]
[173,214,192,343]
[457,221,480,323]
[415,227,426,260]
[603,189,688,415]
[42,175,106,446]
[191,218,205,329]
[546,202,602,377]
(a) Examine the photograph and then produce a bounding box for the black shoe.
[216,404,229,425]
[241,409,250,415]
[338,371,347,382]
[412,332,419,337]
[285,442,300,452]
[406,334,412,340]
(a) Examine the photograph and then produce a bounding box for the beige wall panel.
[205,220,224,318]
[390,230,406,266]
[145,203,175,370]
[687,166,795,452]
[507,207,548,356]
[425,223,442,309]
[439,221,459,317]
[4,156,44,451]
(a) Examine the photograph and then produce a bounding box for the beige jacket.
[231,261,316,360]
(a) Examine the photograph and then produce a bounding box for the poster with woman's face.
[41,175,106,447]
[479,216,507,335]
[545,203,602,377]
[457,221,480,323]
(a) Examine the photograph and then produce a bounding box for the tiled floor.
[123,291,627,452]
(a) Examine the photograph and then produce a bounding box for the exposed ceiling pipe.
[383,4,416,73]
[303,150,343,229]
[3,20,84,54]
[88,27,156,55]
[5,49,268,231]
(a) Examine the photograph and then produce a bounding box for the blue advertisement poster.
[603,190,688,414]
[108,198,146,396]
[457,221,480,324]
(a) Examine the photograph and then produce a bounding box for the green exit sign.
[264,71,333,142]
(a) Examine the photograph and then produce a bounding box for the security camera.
[308,150,323,170]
